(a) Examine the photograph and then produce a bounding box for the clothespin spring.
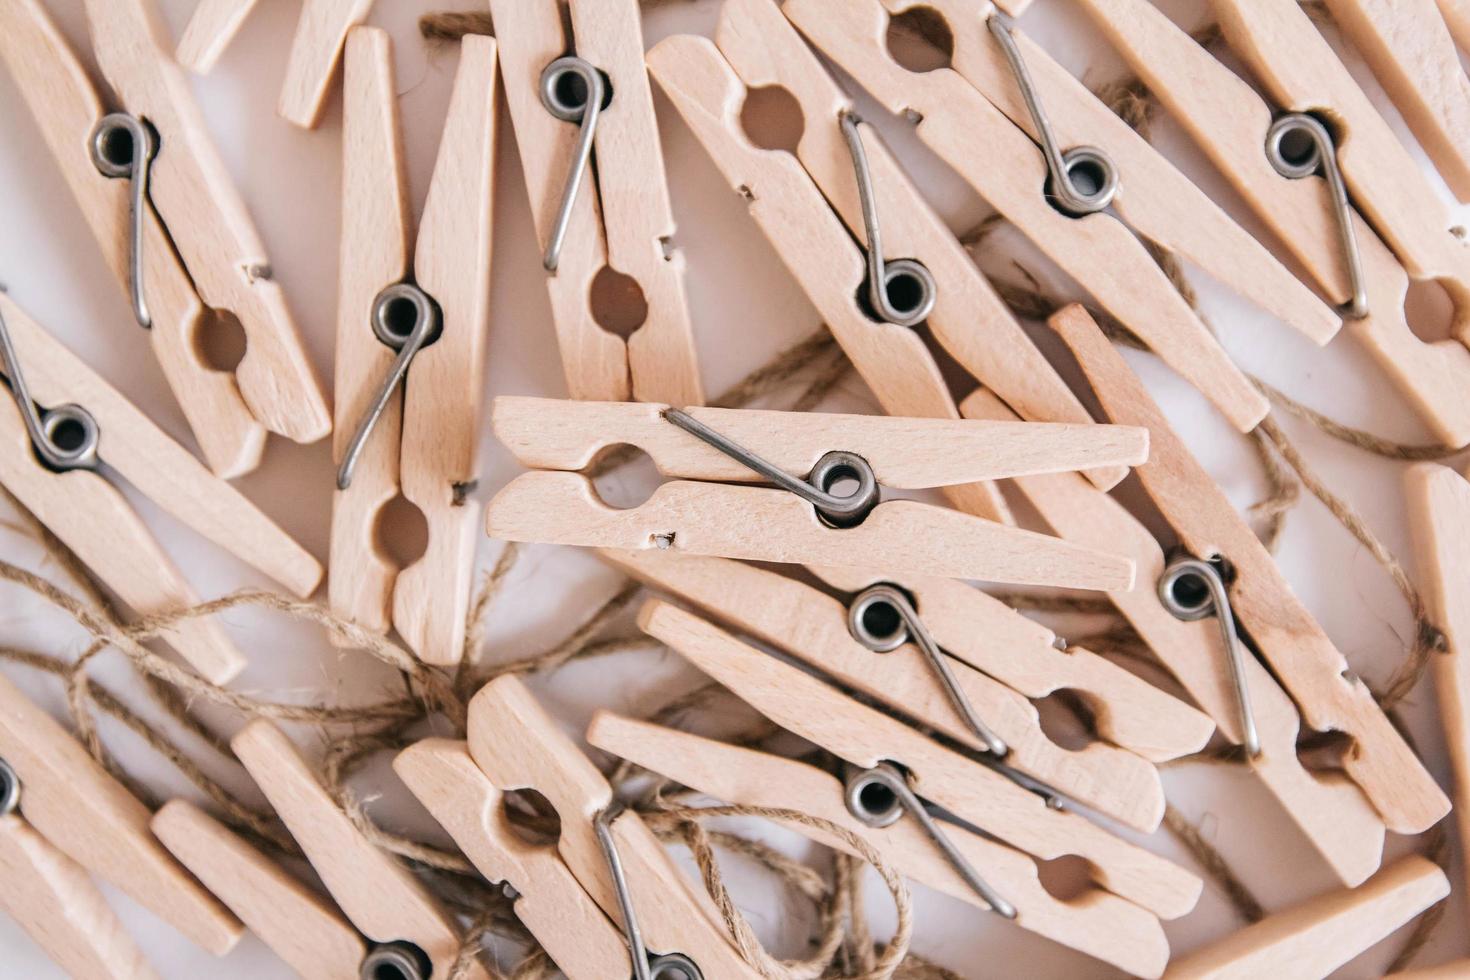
[0,757,18,816]
[845,763,1017,919]
[358,941,431,980]
[540,56,610,273]
[594,805,704,980]
[0,303,100,472]
[89,113,159,330]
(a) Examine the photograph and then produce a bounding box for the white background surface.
[1,0,1469,976]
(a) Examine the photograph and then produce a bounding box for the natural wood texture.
[1052,304,1450,833]
[1391,962,1470,979]
[1076,0,1470,446]
[494,397,1147,486]
[488,470,1136,589]
[639,599,1203,919]
[152,800,366,980]
[1440,0,1470,52]
[0,0,265,477]
[467,676,761,977]
[780,0,1270,432]
[489,0,703,407]
[1404,463,1470,927]
[963,386,1388,886]
[231,720,488,980]
[175,0,259,73]
[604,548,1191,832]
[709,0,1121,491]
[1163,856,1449,979]
[82,0,331,443]
[587,714,1171,978]
[1321,0,1470,200]
[330,32,496,665]
[278,0,374,128]
[0,673,242,954]
[0,813,158,979]
[395,739,631,980]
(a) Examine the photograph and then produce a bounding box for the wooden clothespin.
[176,0,375,129]
[1440,0,1470,53]
[1050,304,1449,834]
[603,547,1214,832]
[226,720,490,980]
[152,801,368,980]
[0,673,242,973]
[770,0,1339,435]
[962,380,1389,886]
[1075,0,1470,447]
[484,395,1145,587]
[1163,855,1449,979]
[1404,462,1470,928]
[1389,961,1470,979]
[489,0,704,408]
[640,598,1205,921]
[587,712,1172,978]
[458,674,761,977]
[0,293,321,684]
[330,27,497,666]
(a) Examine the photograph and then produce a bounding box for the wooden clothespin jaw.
[176,0,376,129]
[1076,0,1470,448]
[1163,856,1448,979]
[1049,304,1450,835]
[961,381,1389,887]
[488,0,704,408]
[485,395,1145,587]
[229,720,491,980]
[587,712,1173,978]
[0,293,322,684]
[330,26,497,666]
[0,674,243,970]
[603,547,1213,832]
[466,674,762,978]
[777,0,1338,436]
[638,598,1205,921]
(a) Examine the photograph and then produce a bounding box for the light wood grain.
[394,739,631,980]
[1391,961,1470,979]
[0,0,266,477]
[963,385,1388,886]
[605,548,1181,832]
[639,599,1203,919]
[1076,0,1470,446]
[1163,856,1449,979]
[231,720,487,980]
[780,0,1270,433]
[175,0,259,73]
[278,0,374,128]
[152,800,366,980]
[494,396,1147,486]
[0,812,158,979]
[1404,462,1470,931]
[588,714,1171,978]
[467,676,761,977]
[82,0,331,443]
[0,674,242,953]
[487,470,1136,589]
[1440,0,1470,52]
[1053,304,1450,833]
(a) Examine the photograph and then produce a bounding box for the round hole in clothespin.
[35,404,101,472]
[540,56,613,122]
[1265,113,1331,179]
[371,283,442,351]
[89,113,159,178]
[847,585,913,653]
[844,766,904,828]
[876,258,938,327]
[1157,553,1234,622]
[0,757,19,817]
[808,451,880,528]
[359,940,431,980]
[648,952,703,980]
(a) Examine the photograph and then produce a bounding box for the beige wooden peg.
[81,0,331,443]
[640,599,1203,920]
[604,547,1204,832]
[0,674,241,955]
[152,800,367,980]
[962,385,1388,887]
[394,739,632,980]
[486,397,1142,588]
[467,675,762,978]
[279,0,375,128]
[1439,0,1470,53]
[1391,961,1470,979]
[231,720,489,980]
[1052,304,1450,834]
[489,0,703,407]
[1163,855,1449,979]
[588,713,1172,978]
[176,0,261,74]
[331,28,497,665]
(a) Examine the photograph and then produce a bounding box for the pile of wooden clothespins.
[3,0,1470,976]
